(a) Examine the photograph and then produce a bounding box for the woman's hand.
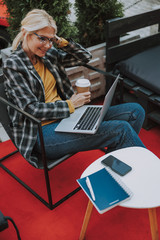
[53,35,61,43]
[70,92,91,109]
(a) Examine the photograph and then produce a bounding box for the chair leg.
[0,159,81,210]
[43,166,81,209]
[0,162,52,207]
[51,186,81,210]
[0,150,18,162]
[43,166,53,209]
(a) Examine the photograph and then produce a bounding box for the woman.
[3,9,145,167]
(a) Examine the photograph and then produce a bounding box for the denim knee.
[117,120,145,148]
[130,103,145,133]
[120,120,133,134]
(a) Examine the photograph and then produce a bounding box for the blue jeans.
[34,103,146,159]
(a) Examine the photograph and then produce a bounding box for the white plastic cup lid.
[75,79,91,87]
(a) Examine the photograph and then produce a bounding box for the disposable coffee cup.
[75,79,91,93]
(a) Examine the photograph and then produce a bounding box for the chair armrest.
[83,63,123,84]
[0,96,40,124]
[83,63,116,79]
[0,95,48,167]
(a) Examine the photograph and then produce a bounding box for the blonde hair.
[12,9,57,50]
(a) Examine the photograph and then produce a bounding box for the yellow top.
[34,39,75,126]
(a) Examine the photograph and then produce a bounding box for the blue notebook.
[77,168,132,214]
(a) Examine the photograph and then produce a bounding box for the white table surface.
[81,147,160,209]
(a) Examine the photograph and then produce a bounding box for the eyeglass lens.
[34,33,54,45]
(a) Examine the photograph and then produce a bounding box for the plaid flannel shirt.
[3,39,92,167]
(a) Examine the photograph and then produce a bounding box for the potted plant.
[1,0,77,40]
[74,0,124,47]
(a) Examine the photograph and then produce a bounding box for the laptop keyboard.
[74,106,102,130]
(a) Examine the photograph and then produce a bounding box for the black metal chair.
[0,75,82,210]
[0,65,114,210]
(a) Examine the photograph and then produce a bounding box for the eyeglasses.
[34,33,55,45]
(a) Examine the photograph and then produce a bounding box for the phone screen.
[101,155,132,176]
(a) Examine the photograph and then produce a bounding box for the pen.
[86,176,96,201]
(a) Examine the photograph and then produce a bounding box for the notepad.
[77,168,132,214]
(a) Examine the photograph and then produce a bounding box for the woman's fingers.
[70,92,91,108]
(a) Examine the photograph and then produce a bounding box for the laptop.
[55,74,120,134]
